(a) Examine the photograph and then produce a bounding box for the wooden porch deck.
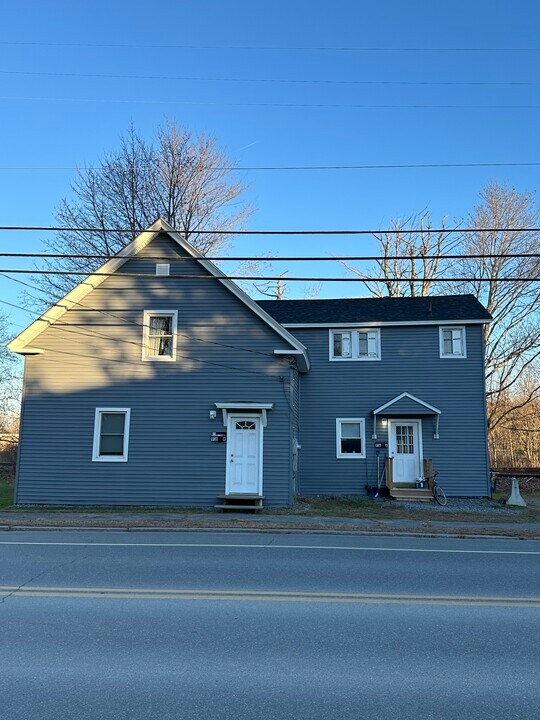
[386,457,434,502]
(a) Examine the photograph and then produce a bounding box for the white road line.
[0,541,539,554]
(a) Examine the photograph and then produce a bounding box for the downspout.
[480,324,492,498]
[289,360,300,502]
[13,356,29,505]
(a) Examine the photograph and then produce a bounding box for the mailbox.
[211,432,227,443]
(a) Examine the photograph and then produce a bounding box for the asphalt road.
[1,531,539,720]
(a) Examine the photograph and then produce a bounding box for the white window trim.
[155,263,170,276]
[142,309,178,362]
[336,418,366,459]
[329,329,381,361]
[439,325,467,359]
[92,408,131,462]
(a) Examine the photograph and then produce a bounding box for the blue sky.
[1,0,540,335]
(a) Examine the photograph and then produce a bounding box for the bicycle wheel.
[433,482,447,507]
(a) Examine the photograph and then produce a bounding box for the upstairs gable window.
[330,329,381,361]
[439,326,466,358]
[143,310,178,361]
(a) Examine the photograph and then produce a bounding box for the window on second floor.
[142,310,178,361]
[439,326,466,358]
[330,329,381,361]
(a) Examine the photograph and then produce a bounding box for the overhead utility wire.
[0,273,281,360]
[2,225,540,235]
[6,96,540,109]
[2,41,540,51]
[0,252,537,261]
[0,280,295,378]
[0,298,275,377]
[0,269,536,282]
[2,162,540,171]
[4,69,540,87]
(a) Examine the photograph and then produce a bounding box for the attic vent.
[156,263,170,276]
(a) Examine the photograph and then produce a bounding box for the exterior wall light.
[209,410,217,420]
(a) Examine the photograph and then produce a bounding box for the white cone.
[506,479,527,507]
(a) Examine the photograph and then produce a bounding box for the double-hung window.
[92,408,130,462]
[330,329,380,361]
[439,326,466,358]
[336,418,366,459]
[142,310,178,361]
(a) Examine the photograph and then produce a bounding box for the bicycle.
[426,470,447,506]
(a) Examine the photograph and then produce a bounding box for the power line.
[0,298,276,377]
[5,95,540,110]
[0,268,537,282]
[0,276,295,376]
[4,68,540,87]
[1,161,540,172]
[2,225,540,235]
[2,41,540,52]
[0,274,280,360]
[0,252,538,261]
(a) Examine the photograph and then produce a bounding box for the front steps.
[214,494,265,512]
[385,458,435,502]
[390,486,433,502]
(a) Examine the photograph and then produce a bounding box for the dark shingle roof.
[256,294,491,325]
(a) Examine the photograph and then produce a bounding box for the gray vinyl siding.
[289,362,300,496]
[15,234,294,507]
[377,397,438,415]
[290,324,490,497]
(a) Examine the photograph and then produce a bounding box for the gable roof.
[257,294,492,326]
[372,392,441,416]
[7,219,310,371]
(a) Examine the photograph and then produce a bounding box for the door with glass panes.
[388,420,422,484]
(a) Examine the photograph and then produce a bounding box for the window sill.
[92,456,129,462]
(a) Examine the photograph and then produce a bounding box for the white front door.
[226,416,262,495]
[389,420,423,485]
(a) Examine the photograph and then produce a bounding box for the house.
[8,219,493,507]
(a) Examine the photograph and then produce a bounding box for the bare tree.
[454,183,540,431]
[303,281,323,299]
[253,271,288,300]
[343,184,540,441]
[35,120,252,302]
[488,373,540,468]
[341,212,457,297]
